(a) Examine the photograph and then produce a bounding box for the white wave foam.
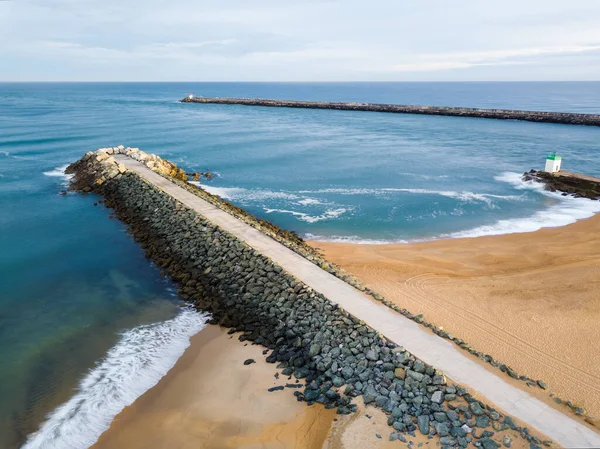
[196,185,299,202]
[448,172,600,238]
[494,171,547,192]
[308,173,600,242]
[297,198,322,206]
[298,187,519,206]
[22,308,210,449]
[265,207,348,223]
[447,197,600,238]
[43,165,73,186]
[304,233,412,244]
[193,184,514,210]
[1,151,10,157]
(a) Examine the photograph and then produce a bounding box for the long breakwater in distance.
[180,96,600,127]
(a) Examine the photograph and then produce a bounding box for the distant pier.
[181,96,600,127]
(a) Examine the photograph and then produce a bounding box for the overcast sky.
[1,0,600,81]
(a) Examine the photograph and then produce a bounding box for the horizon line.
[1,80,600,84]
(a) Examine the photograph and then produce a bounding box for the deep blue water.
[2,82,600,448]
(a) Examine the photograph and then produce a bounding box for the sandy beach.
[92,325,535,449]
[311,214,600,419]
[92,325,335,449]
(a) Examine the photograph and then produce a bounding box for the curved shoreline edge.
[50,146,600,448]
[180,97,600,127]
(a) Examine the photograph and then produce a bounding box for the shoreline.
[92,324,538,449]
[92,325,336,449]
[61,147,595,448]
[309,212,600,419]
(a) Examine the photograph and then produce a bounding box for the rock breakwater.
[65,148,552,448]
[181,97,600,127]
[523,170,600,200]
[67,147,552,397]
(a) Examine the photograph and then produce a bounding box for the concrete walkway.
[115,155,600,448]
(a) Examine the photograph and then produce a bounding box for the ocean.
[1,82,600,448]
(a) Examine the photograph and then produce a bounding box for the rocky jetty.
[523,170,600,199]
[181,97,600,127]
[66,145,187,192]
[65,147,553,448]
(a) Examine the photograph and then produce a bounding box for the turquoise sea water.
[2,82,600,448]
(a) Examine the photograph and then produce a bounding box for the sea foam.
[306,173,600,242]
[21,308,209,449]
[299,187,518,204]
[43,165,73,186]
[264,207,348,223]
[445,172,600,238]
[197,184,299,201]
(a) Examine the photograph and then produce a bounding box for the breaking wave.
[304,233,413,244]
[43,165,73,186]
[193,184,519,210]
[265,207,348,223]
[194,184,299,201]
[298,187,519,207]
[192,175,599,240]
[21,308,210,449]
[446,172,600,238]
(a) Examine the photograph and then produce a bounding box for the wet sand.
[92,325,536,449]
[311,214,600,419]
[92,325,335,449]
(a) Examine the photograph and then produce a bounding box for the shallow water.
[1,82,600,448]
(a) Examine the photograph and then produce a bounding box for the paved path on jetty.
[181,96,600,127]
[115,154,600,447]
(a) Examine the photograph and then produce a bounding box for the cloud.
[389,45,600,73]
[1,0,600,81]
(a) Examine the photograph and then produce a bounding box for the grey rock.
[365,349,379,361]
[481,438,500,449]
[469,402,485,415]
[418,415,430,435]
[392,421,406,432]
[375,395,390,408]
[476,415,490,428]
[341,366,354,379]
[332,376,345,387]
[431,391,445,404]
[407,370,425,382]
[434,412,449,422]
[413,360,426,373]
[504,416,518,430]
[309,343,321,357]
[439,436,454,445]
[436,422,451,437]
[446,410,460,422]
[364,385,378,404]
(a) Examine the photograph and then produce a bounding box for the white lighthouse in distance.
[544,152,562,173]
[188,94,194,100]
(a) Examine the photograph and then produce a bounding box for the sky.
[1,0,600,81]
